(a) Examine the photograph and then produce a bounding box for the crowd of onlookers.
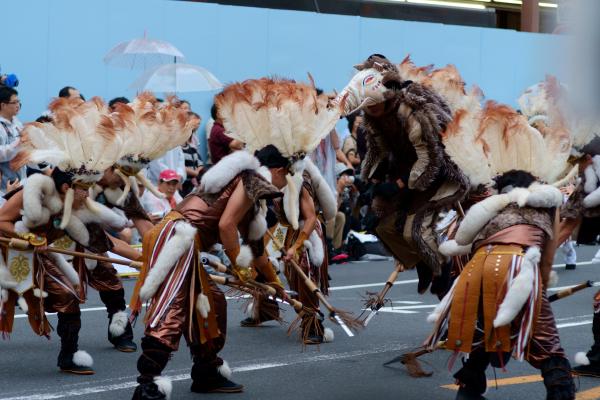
[0,82,385,263]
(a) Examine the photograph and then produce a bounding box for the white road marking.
[557,320,593,329]
[0,344,410,400]
[328,279,418,291]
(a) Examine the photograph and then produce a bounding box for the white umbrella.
[104,33,185,69]
[129,63,223,93]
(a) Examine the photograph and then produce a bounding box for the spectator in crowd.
[58,86,84,100]
[208,103,243,164]
[179,99,191,112]
[0,86,24,190]
[327,163,353,262]
[342,112,363,170]
[181,112,204,197]
[141,169,183,222]
[108,96,129,111]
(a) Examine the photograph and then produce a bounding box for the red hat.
[159,169,181,182]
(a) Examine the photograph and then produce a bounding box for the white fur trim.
[0,289,8,303]
[547,270,558,288]
[64,215,90,246]
[507,187,530,207]
[17,296,28,312]
[493,246,540,327]
[109,311,128,338]
[304,229,324,266]
[74,200,128,230]
[246,301,255,318]
[49,253,80,286]
[257,166,272,182]
[454,194,511,245]
[196,293,211,319]
[84,254,98,271]
[303,158,337,221]
[427,279,458,324]
[323,327,334,342]
[283,172,303,231]
[584,165,598,194]
[525,184,563,208]
[103,187,125,206]
[22,173,63,227]
[584,187,600,208]
[248,201,268,241]
[154,376,172,400]
[139,221,197,301]
[218,361,232,379]
[59,187,75,229]
[575,351,591,366]
[72,350,94,367]
[14,221,28,235]
[113,169,131,206]
[592,155,600,181]
[137,171,165,199]
[200,151,260,194]
[33,288,48,298]
[438,240,472,257]
[236,244,253,269]
[0,262,17,289]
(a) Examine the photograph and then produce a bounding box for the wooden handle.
[548,280,593,302]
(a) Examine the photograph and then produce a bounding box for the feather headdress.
[108,93,196,204]
[12,97,125,228]
[215,77,341,229]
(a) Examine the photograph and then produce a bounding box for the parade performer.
[0,96,133,373]
[335,54,469,296]
[214,78,340,344]
[129,128,288,397]
[425,97,575,399]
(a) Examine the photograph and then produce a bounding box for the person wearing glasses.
[0,86,23,190]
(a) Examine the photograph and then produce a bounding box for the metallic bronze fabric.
[526,291,565,369]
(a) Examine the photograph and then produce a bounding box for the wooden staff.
[549,280,595,302]
[361,262,404,326]
[208,273,305,313]
[0,237,143,269]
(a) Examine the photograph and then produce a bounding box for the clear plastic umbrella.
[129,63,223,93]
[104,32,185,70]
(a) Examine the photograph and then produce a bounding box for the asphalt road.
[2,245,600,400]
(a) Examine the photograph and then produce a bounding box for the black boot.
[133,337,172,399]
[132,380,167,400]
[101,289,137,352]
[302,312,325,345]
[416,262,433,294]
[108,311,137,352]
[453,348,489,400]
[541,356,576,400]
[56,312,94,375]
[574,311,600,377]
[190,358,243,393]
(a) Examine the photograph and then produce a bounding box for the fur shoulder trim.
[139,221,197,301]
[64,214,90,246]
[303,158,337,221]
[22,173,63,227]
[454,193,511,245]
[200,151,260,194]
[257,166,272,182]
[438,240,472,257]
[525,184,563,208]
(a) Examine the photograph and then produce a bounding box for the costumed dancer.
[0,96,132,373]
[214,78,340,344]
[426,98,575,399]
[335,54,469,296]
[86,94,195,352]
[129,138,284,396]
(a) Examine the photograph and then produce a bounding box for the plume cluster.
[215,77,341,157]
[397,56,573,188]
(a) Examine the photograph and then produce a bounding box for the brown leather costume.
[439,205,565,371]
[131,170,279,383]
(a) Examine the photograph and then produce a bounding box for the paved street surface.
[3,245,600,400]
